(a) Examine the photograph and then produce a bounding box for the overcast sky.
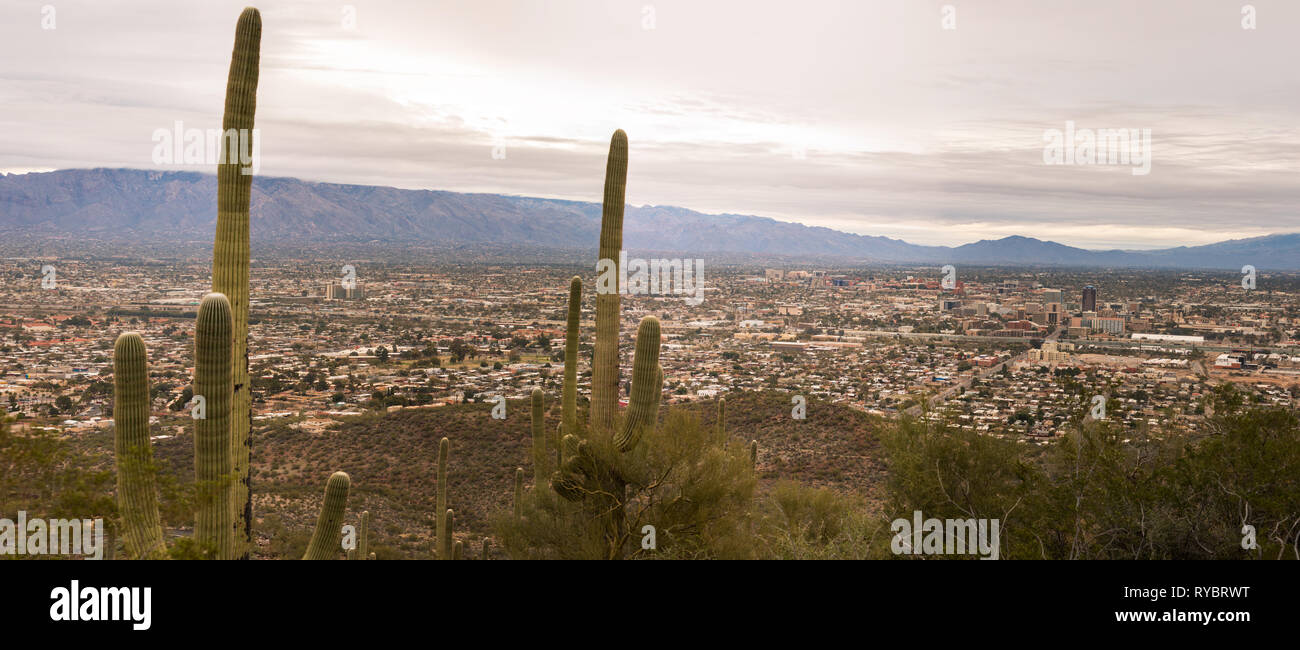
[2,0,1298,249]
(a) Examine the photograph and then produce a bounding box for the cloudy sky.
[2,0,1298,249]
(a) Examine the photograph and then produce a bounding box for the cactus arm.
[112,332,166,560]
[613,317,661,452]
[303,471,351,560]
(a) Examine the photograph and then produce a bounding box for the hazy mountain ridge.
[1,168,1296,269]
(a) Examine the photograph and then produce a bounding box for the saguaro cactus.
[193,292,235,560]
[750,440,758,466]
[212,6,262,557]
[562,276,581,437]
[303,471,351,560]
[444,509,455,560]
[717,398,726,438]
[513,467,524,519]
[112,318,354,561]
[614,317,661,452]
[436,437,451,560]
[113,332,165,560]
[590,130,628,431]
[531,389,546,487]
[356,510,370,560]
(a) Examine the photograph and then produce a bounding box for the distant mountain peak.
[0,168,1296,269]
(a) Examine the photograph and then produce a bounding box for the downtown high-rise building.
[1082,285,1097,312]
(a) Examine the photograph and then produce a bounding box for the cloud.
[2,0,1298,249]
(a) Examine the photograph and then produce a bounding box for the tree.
[170,387,193,411]
[375,346,390,363]
[495,410,757,559]
[449,339,470,363]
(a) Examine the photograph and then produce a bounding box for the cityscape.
[3,255,1297,446]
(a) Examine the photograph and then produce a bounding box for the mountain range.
[1,168,1296,269]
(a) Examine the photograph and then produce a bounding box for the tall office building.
[1082,285,1097,312]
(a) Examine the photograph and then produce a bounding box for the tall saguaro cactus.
[590,130,628,431]
[194,293,235,560]
[562,276,582,437]
[303,471,351,560]
[614,317,662,452]
[436,437,451,560]
[113,333,165,560]
[212,6,262,557]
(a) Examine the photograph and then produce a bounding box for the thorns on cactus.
[614,317,661,452]
[590,130,628,431]
[113,332,165,560]
[436,437,451,560]
[303,471,351,560]
[562,276,581,436]
[194,292,235,560]
[212,6,262,558]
